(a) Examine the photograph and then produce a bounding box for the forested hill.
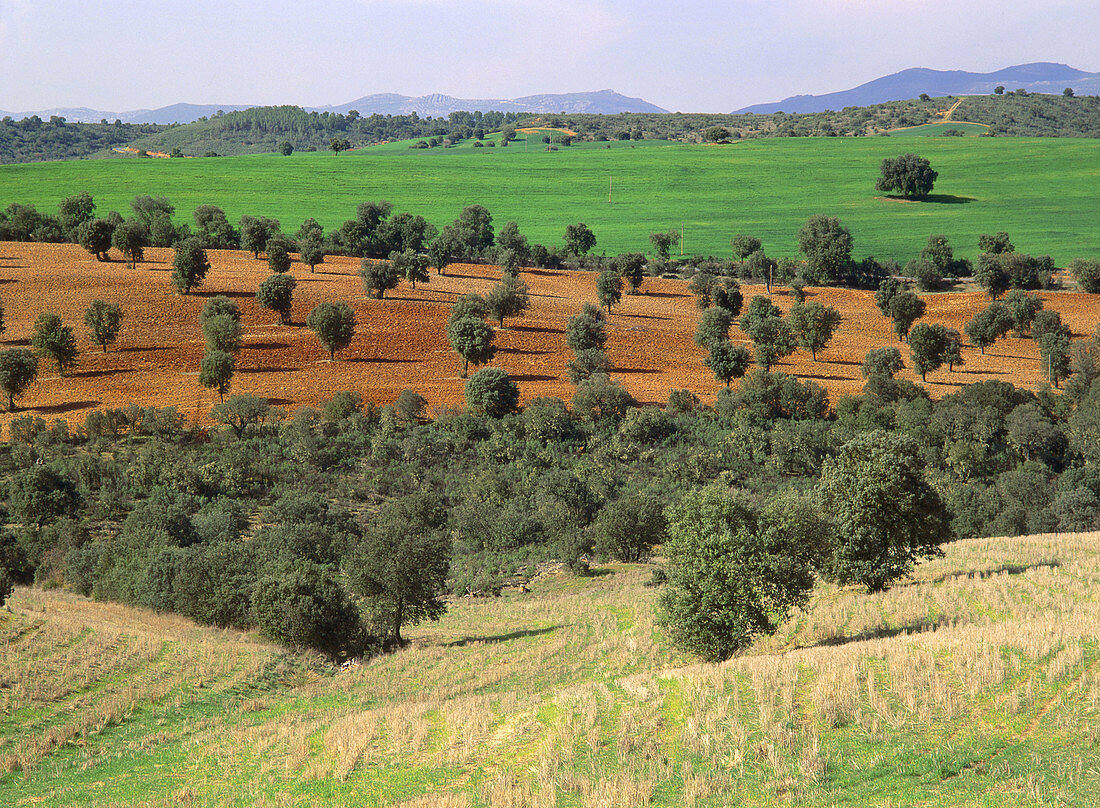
[2,91,1099,164]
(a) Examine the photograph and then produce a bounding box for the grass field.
[3,530,1100,806]
[2,135,1099,264]
[887,122,990,136]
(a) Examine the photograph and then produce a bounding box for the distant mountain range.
[735,62,1100,114]
[0,90,667,125]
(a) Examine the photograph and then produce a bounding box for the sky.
[2,0,1098,113]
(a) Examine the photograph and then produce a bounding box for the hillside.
[3,530,1099,806]
[736,62,1100,114]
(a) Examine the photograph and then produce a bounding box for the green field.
[888,122,990,136]
[3,532,1100,807]
[2,134,1099,263]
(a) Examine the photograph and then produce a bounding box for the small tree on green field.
[875,153,938,199]
[330,137,351,154]
[657,485,815,661]
[447,316,495,377]
[787,300,842,361]
[649,230,677,261]
[979,231,1014,255]
[965,302,1013,354]
[256,274,297,324]
[199,350,235,402]
[596,269,623,313]
[887,290,926,342]
[485,275,530,327]
[306,302,356,360]
[58,192,95,237]
[360,258,400,299]
[76,218,114,261]
[705,340,751,387]
[730,234,762,261]
[0,349,38,411]
[564,222,596,257]
[31,313,77,375]
[112,220,148,269]
[278,141,294,156]
[465,367,519,417]
[171,237,210,294]
[83,300,122,352]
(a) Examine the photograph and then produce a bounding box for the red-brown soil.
[1,242,1098,432]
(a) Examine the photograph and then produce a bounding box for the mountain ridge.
[736,62,1100,114]
[0,90,667,125]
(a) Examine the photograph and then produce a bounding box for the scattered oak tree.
[171,237,210,294]
[0,349,38,411]
[76,218,115,261]
[306,301,357,360]
[83,300,122,352]
[112,220,148,269]
[485,275,530,327]
[596,269,624,313]
[704,340,751,387]
[564,222,597,257]
[199,349,235,402]
[464,367,520,417]
[875,153,938,199]
[31,312,77,375]
[965,302,1013,354]
[447,315,495,377]
[256,273,297,324]
[360,258,400,300]
[787,300,842,361]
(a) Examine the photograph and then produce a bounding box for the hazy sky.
[2,0,1098,112]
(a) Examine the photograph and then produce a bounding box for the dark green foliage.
[211,394,276,438]
[572,373,637,424]
[787,301,842,360]
[613,252,647,293]
[590,494,665,563]
[965,302,1013,354]
[390,249,430,289]
[252,559,363,658]
[649,230,677,261]
[657,486,815,661]
[567,348,612,385]
[496,221,530,263]
[739,295,782,338]
[447,315,495,377]
[564,222,596,256]
[749,317,795,370]
[199,295,241,325]
[704,126,732,143]
[9,464,82,527]
[721,369,829,421]
[688,271,715,309]
[0,348,38,411]
[920,234,953,271]
[694,307,732,347]
[306,302,356,360]
[908,322,947,381]
[704,340,751,387]
[465,368,519,417]
[193,205,238,249]
[330,136,351,154]
[84,300,123,352]
[886,290,926,342]
[744,250,778,291]
[266,237,293,274]
[1070,258,1100,294]
[76,218,115,261]
[485,275,530,326]
[359,258,400,299]
[978,231,1014,255]
[256,273,297,324]
[797,214,852,284]
[348,492,450,645]
[874,277,903,318]
[199,350,235,401]
[616,406,674,445]
[174,541,257,628]
[566,303,607,352]
[817,430,952,592]
[299,238,325,272]
[322,390,363,421]
[171,237,210,294]
[112,220,148,269]
[450,204,495,258]
[239,215,280,258]
[449,293,489,324]
[909,259,942,292]
[730,234,762,261]
[278,141,293,156]
[1066,342,1100,403]
[1038,328,1071,388]
[31,312,78,375]
[712,278,743,315]
[875,153,937,199]
[595,269,623,313]
[1003,289,1043,337]
[130,194,174,229]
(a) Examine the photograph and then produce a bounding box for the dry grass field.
[2,241,1099,433]
[2,531,1100,806]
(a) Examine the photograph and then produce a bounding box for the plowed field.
[1,241,1098,431]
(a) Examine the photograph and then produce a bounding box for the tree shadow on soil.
[31,400,102,415]
[510,373,557,382]
[444,625,562,647]
[510,324,563,335]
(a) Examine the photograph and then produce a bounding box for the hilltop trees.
[83,300,122,352]
[306,302,357,360]
[0,349,38,410]
[875,153,938,199]
[649,230,677,261]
